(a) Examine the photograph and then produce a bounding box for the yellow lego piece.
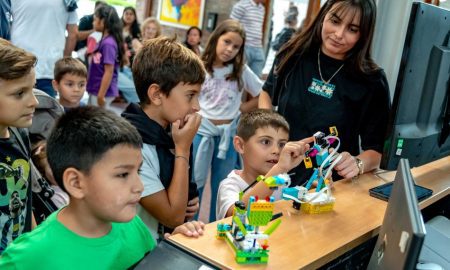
[329,126,338,136]
[304,157,313,168]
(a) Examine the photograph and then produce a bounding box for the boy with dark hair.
[0,38,38,253]
[122,36,205,240]
[52,57,87,111]
[216,109,313,219]
[0,106,205,268]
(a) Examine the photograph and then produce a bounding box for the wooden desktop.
[169,157,450,270]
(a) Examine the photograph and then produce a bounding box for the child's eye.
[233,45,240,50]
[117,172,129,178]
[14,90,25,98]
[261,139,271,145]
[187,94,195,101]
[279,142,287,148]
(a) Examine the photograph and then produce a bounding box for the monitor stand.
[418,215,450,269]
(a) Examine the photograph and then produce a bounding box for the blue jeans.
[193,134,241,222]
[118,66,139,103]
[244,45,265,77]
[35,79,56,97]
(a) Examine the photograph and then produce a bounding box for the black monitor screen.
[380,2,450,170]
[368,159,426,269]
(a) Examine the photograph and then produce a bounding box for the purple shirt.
[87,35,119,97]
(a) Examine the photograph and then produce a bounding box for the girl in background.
[118,6,140,103]
[192,20,263,222]
[86,4,124,109]
[184,26,203,56]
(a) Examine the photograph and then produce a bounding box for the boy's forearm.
[164,156,190,223]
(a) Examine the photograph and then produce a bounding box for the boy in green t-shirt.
[0,106,204,269]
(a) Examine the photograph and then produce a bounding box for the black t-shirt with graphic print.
[0,128,32,254]
[263,50,391,186]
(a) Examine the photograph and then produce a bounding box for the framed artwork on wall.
[157,0,206,29]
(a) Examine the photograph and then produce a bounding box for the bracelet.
[175,155,190,169]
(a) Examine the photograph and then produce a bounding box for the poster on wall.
[157,0,206,29]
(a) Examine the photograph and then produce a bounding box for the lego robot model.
[282,130,342,213]
[216,174,289,264]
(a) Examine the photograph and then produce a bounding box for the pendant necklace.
[308,49,344,99]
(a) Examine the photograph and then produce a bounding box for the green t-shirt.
[0,210,156,269]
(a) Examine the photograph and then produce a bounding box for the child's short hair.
[237,109,290,141]
[0,38,37,80]
[132,36,206,105]
[47,106,142,192]
[53,57,87,82]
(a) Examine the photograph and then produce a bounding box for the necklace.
[317,49,344,84]
[307,50,344,99]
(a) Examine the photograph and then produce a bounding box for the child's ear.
[51,80,59,92]
[147,83,162,105]
[233,136,245,154]
[62,168,87,199]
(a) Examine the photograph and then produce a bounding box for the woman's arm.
[258,90,273,109]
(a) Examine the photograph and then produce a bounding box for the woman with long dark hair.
[259,0,391,186]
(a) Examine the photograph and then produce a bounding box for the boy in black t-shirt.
[0,38,38,253]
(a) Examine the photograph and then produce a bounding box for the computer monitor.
[368,159,426,270]
[380,2,450,170]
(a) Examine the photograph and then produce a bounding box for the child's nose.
[133,174,144,194]
[192,97,200,112]
[29,92,39,108]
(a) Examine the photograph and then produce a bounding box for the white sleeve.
[139,144,165,198]
[242,64,263,97]
[216,178,241,220]
[67,10,78,25]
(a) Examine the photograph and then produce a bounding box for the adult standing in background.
[11,0,78,97]
[230,0,266,78]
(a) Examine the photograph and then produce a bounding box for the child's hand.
[165,220,205,239]
[172,113,202,153]
[185,196,199,220]
[97,96,106,107]
[276,137,314,173]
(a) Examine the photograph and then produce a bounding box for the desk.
[169,157,450,270]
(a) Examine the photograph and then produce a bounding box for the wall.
[135,0,239,44]
[372,0,414,98]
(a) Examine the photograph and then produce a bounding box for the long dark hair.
[184,26,202,51]
[122,6,141,39]
[94,4,125,67]
[202,19,246,88]
[276,0,378,77]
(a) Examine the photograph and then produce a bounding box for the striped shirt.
[230,0,264,48]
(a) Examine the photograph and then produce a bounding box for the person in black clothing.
[272,7,298,51]
[121,37,206,241]
[259,0,391,186]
